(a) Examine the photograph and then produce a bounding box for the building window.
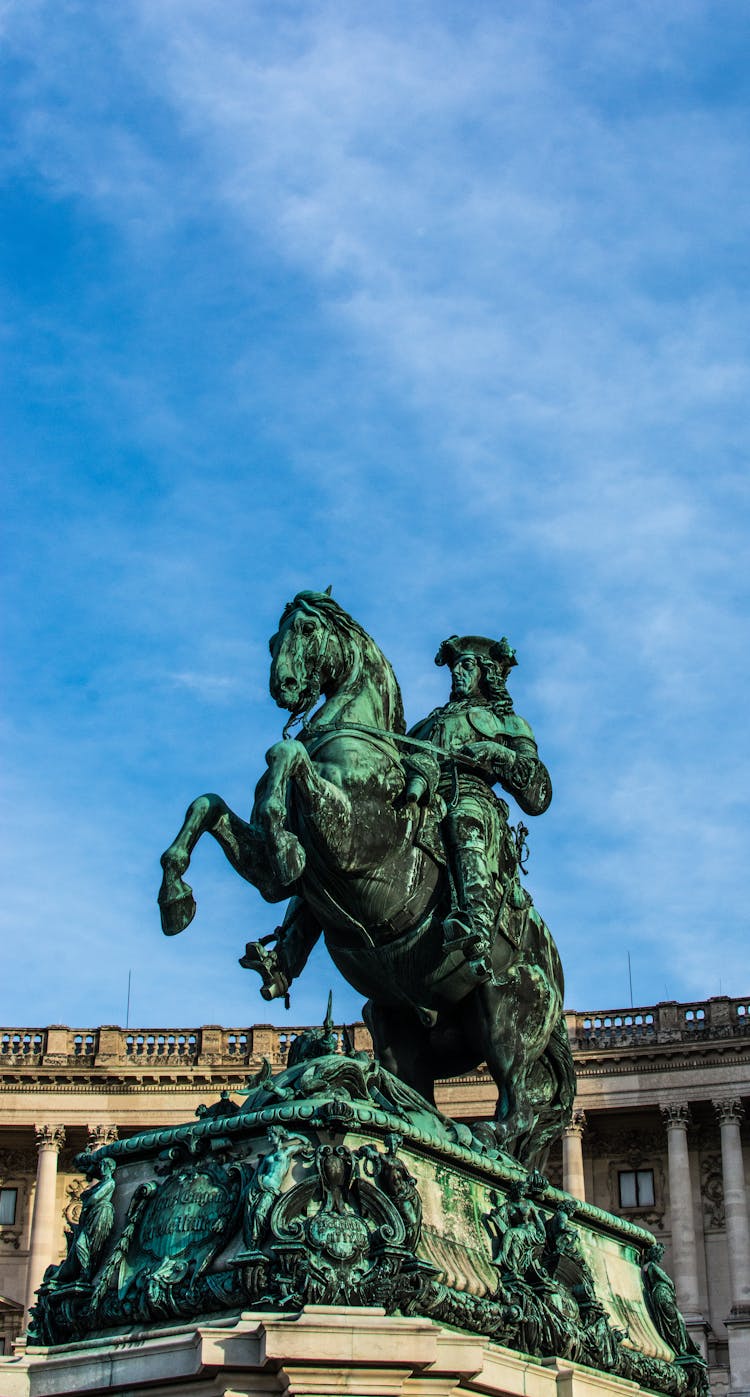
[618,1169,655,1209]
[0,1187,18,1225]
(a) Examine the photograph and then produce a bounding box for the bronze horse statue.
[159,591,574,1165]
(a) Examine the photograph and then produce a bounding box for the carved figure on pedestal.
[357,1132,422,1249]
[642,1243,705,1363]
[54,1157,116,1284]
[242,1126,307,1252]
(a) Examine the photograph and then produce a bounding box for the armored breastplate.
[417,701,479,754]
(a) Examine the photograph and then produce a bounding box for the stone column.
[562,1110,586,1200]
[715,1099,750,1395]
[661,1104,705,1342]
[24,1125,66,1325]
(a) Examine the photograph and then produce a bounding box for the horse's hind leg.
[159,794,276,936]
[455,982,529,1151]
[364,1000,436,1106]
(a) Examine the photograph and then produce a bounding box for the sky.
[2,0,749,1033]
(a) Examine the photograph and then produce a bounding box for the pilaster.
[715,1098,750,1395]
[660,1103,707,1354]
[23,1125,66,1326]
[562,1110,587,1201]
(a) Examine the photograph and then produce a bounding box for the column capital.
[86,1124,118,1150]
[661,1102,691,1131]
[34,1125,66,1153]
[563,1109,587,1138]
[714,1098,745,1126]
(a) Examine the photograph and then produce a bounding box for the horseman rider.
[241,631,551,1001]
[404,635,552,985]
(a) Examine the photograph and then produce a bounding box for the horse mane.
[277,591,406,734]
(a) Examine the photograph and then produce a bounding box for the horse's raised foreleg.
[159,793,277,936]
[256,739,354,886]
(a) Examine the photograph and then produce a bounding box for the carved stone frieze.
[587,1128,663,1163]
[0,1148,37,1176]
[545,1158,563,1190]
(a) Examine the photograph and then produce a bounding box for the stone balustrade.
[565,994,750,1049]
[0,1022,374,1071]
[1,997,748,1072]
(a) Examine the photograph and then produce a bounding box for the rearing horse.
[159,591,574,1165]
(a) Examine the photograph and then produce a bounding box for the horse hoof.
[271,833,306,886]
[158,877,197,936]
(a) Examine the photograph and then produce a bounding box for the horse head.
[269,589,342,717]
[269,590,405,733]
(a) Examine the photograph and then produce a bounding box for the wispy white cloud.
[1,0,749,1023]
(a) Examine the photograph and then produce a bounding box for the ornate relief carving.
[35,1125,66,1153]
[64,1177,88,1228]
[588,1129,662,1163]
[699,1153,724,1229]
[545,1157,563,1190]
[714,1098,744,1126]
[0,1148,37,1176]
[87,1125,119,1150]
[563,1109,586,1139]
[661,1103,691,1131]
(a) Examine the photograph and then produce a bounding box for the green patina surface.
[158,592,575,1167]
[29,591,707,1395]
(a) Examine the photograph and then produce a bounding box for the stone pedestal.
[1,1308,655,1397]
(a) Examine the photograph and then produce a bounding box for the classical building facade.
[1,994,749,1394]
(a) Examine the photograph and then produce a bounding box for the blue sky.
[2,1,749,1032]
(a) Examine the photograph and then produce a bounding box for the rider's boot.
[442,840,497,984]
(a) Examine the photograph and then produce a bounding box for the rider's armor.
[407,690,551,985]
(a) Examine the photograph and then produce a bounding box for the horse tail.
[546,1012,577,1118]
[521,1012,577,1169]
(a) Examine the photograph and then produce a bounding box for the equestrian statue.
[159,590,575,1166]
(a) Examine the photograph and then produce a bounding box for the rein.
[297,717,483,770]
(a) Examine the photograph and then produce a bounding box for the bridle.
[280,612,337,739]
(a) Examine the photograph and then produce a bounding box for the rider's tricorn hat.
[435,634,518,677]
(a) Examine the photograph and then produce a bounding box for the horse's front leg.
[257,739,353,886]
[159,793,277,936]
